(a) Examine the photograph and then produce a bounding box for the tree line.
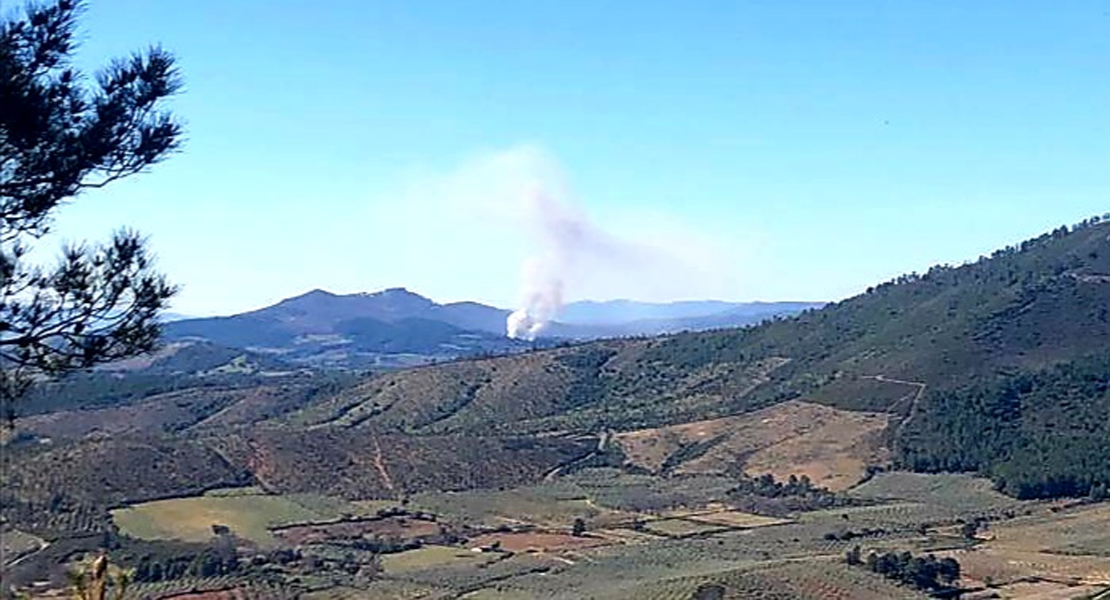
[845,548,961,594]
[898,350,1110,499]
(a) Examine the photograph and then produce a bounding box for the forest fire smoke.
[506,189,613,340]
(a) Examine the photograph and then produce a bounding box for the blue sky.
[45,1,1110,315]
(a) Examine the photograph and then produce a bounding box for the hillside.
[283,217,1110,498]
[6,340,320,421]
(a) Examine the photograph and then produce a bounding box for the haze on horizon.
[45,1,1110,317]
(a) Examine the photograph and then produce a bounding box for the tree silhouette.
[0,0,180,419]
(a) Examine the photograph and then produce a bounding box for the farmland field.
[987,502,1110,556]
[971,580,1107,600]
[410,482,637,529]
[127,577,300,600]
[951,547,1110,587]
[616,559,935,600]
[561,469,738,513]
[466,531,609,552]
[942,502,1110,592]
[57,470,1110,599]
[643,518,726,538]
[380,545,501,574]
[684,509,791,529]
[111,493,327,547]
[742,560,933,600]
[303,581,448,599]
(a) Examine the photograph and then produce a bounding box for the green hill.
[286,216,1110,498]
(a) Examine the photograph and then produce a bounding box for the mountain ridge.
[164,288,819,368]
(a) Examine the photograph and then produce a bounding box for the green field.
[111,493,327,547]
[643,518,725,538]
[381,545,500,574]
[201,486,268,497]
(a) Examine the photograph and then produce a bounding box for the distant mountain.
[229,288,510,335]
[560,300,824,336]
[435,300,513,333]
[560,299,748,324]
[164,288,528,369]
[163,288,817,368]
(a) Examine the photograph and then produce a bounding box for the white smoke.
[506,189,607,340]
[375,144,744,338]
[505,260,561,340]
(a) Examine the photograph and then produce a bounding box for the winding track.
[859,374,928,438]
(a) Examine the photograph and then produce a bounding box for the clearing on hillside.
[410,484,636,529]
[614,400,890,490]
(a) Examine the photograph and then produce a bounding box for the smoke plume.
[506,189,615,340]
[396,143,736,340]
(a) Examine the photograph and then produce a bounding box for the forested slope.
[288,217,1110,497]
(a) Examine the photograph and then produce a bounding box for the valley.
[10,466,1110,599]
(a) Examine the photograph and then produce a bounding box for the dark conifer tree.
[0,0,181,418]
